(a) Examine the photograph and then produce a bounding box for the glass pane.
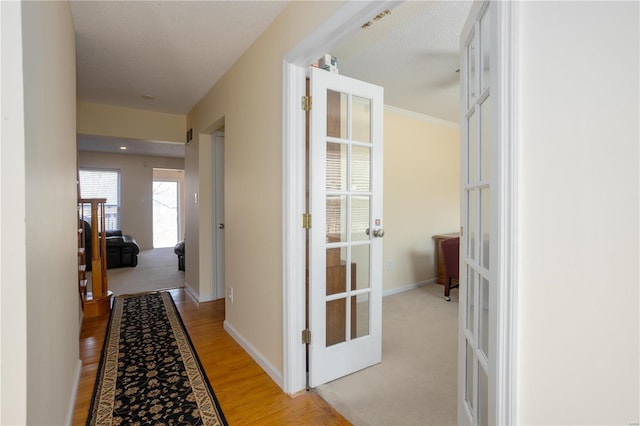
[327,90,347,139]
[468,111,477,184]
[351,244,370,290]
[351,145,371,192]
[352,96,371,143]
[351,196,370,242]
[480,276,490,358]
[467,34,477,107]
[465,340,474,409]
[481,97,491,182]
[480,7,491,94]
[326,298,346,347]
[326,247,347,296]
[352,293,370,339]
[478,364,488,426]
[468,189,477,260]
[153,181,178,248]
[481,188,490,270]
[466,267,475,333]
[326,195,346,243]
[327,142,347,191]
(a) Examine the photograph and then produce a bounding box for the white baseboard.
[383,278,437,298]
[223,320,283,389]
[66,359,83,426]
[198,294,215,303]
[183,282,216,303]
[216,280,433,396]
[183,283,199,301]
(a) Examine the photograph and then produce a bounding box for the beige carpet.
[87,247,185,296]
[315,283,458,426]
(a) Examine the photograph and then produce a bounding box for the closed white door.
[308,67,384,387]
[213,133,225,300]
[459,2,498,425]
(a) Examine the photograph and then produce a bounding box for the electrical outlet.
[387,259,393,271]
[228,287,233,303]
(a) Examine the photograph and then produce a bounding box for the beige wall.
[185,1,345,373]
[77,102,186,143]
[78,151,184,249]
[516,2,639,423]
[383,109,459,292]
[0,2,81,423]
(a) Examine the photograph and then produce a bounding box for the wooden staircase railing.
[78,198,112,317]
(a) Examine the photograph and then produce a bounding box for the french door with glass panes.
[459,2,498,425]
[308,67,384,387]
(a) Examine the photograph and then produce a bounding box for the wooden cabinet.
[433,233,460,285]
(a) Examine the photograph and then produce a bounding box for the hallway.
[73,288,348,425]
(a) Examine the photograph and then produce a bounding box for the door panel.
[308,67,383,387]
[213,133,225,300]
[459,1,496,425]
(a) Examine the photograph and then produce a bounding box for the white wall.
[78,151,184,249]
[0,1,81,424]
[516,2,639,423]
[0,2,28,423]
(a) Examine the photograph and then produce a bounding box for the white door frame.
[281,1,399,394]
[492,3,520,423]
[281,3,519,420]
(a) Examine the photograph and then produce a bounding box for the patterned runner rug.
[87,292,227,426]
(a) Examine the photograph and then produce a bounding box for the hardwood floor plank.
[72,288,349,425]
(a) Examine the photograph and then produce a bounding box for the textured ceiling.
[71,0,290,114]
[332,0,472,123]
[73,1,471,157]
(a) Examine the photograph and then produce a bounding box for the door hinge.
[301,96,312,111]
[460,226,464,237]
[301,329,311,344]
[302,213,312,229]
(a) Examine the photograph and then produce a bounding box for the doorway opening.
[283,3,517,424]
[153,168,184,248]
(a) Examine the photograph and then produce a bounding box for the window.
[79,169,120,231]
[152,180,179,248]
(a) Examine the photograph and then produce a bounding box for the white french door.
[308,67,384,387]
[459,1,499,425]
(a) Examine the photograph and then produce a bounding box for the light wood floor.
[73,288,349,425]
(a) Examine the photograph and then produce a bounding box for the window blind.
[79,169,120,230]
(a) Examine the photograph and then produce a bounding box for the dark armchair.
[174,240,185,271]
[441,236,460,301]
[83,220,139,270]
